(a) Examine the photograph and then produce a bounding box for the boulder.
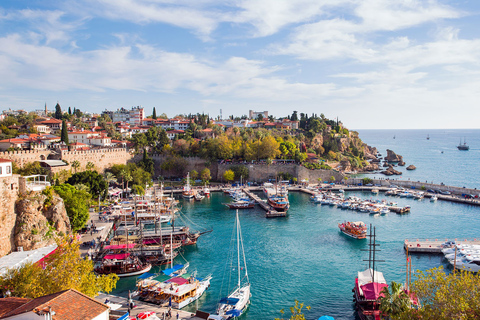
[385,149,403,163]
[381,167,402,176]
[398,161,406,166]
[406,165,416,170]
[364,163,379,171]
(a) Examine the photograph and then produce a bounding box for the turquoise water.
[356,129,480,189]
[113,191,480,320]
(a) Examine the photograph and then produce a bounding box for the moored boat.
[94,253,152,277]
[182,173,195,199]
[224,201,255,209]
[338,221,367,239]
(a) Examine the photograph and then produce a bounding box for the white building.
[249,110,268,119]
[0,159,12,177]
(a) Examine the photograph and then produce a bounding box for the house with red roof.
[0,159,12,177]
[0,139,29,151]
[0,289,110,320]
[38,119,64,134]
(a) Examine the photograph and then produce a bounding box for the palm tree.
[104,172,117,186]
[378,281,411,319]
[86,162,95,171]
[71,160,80,173]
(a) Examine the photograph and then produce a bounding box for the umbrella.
[318,316,335,320]
[137,311,156,319]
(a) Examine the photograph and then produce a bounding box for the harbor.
[404,238,480,254]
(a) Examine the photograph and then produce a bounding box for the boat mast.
[239,209,248,283]
[236,209,241,289]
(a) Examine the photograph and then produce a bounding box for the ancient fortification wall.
[217,163,344,183]
[0,150,51,167]
[60,148,134,173]
[0,175,20,257]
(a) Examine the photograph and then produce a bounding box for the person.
[176,312,179,319]
[104,298,110,304]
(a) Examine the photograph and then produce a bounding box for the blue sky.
[1,0,480,129]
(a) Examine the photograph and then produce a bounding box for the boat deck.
[404,238,480,253]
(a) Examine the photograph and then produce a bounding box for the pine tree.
[152,107,157,120]
[54,103,62,119]
[61,120,69,145]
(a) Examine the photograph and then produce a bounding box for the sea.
[112,129,480,320]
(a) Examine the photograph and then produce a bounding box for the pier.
[404,238,480,254]
[242,188,287,218]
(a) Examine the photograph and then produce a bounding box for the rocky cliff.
[14,192,71,252]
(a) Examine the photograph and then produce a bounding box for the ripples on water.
[112,189,480,319]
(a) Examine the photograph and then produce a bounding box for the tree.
[378,281,411,319]
[61,120,69,144]
[71,160,80,173]
[397,267,480,320]
[223,169,234,183]
[0,236,118,298]
[190,170,198,181]
[67,171,108,198]
[86,161,95,171]
[152,107,157,120]
[260,135,280,160]
[140,149,155,175]
[275,300,311,320]
[53,184,91,231]
[104,172,117,186]
[231,165,249,181]
[54,103,62,119]
[131,184,145,196]
[68,106,72,115]
[200,168,211,183]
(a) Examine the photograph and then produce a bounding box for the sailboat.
[215,210,251,319]
[182,173,195,199]
[426,134,430,140]
[457,138,469,151]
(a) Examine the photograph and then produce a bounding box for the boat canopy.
[137,272,155,280]
[165,277,189,285]
[226,310,242,317]
[357,268,387,287]
[104,253,131,260]
[219,297,240,305]
[162,264,185,276]
[104,243,135,250]
[352,221,366,227]
[360,282,388,301]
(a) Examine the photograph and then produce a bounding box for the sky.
[1,0,480,129]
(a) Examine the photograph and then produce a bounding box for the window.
[0,167,2,174]
[6,166,11,174]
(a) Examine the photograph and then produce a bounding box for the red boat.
[339,221,367,239]
[267,195,289,211]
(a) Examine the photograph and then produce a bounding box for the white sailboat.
[215,210,251,319]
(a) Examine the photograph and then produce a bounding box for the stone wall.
[60,148,134,173]
[0,175,20,257]
[217,163,345,183]
[0,150,51,167]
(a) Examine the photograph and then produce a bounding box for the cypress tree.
[61,120,69,145]
[68,107,72,115]
[55,103,62,119]
[152,107,157,120]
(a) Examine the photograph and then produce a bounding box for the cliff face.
[14,193,71,251]
[0,176,20,257]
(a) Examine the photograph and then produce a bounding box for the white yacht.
[449,255,480,272]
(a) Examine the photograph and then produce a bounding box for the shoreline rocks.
[406,165,416,170]
[385,149,403,163]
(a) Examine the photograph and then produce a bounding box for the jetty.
[404,238,480,254]
[242,188,287,218]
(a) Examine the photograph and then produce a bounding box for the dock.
[404,238,480,254]
[242,188,287,218]
[96,293,207,319]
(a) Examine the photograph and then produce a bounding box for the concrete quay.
[404,238,480,254]
[96,293,208,320]
[242,188,287,218]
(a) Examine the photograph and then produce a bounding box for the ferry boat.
[338,221,367,239]
[353,226,388,320]
[182,173,195,199]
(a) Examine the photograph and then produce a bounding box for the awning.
[361,282,388,301]
[219,297,240,305]
[162,265,184,276]
[137,272,155,280]
[165,277,189,285]
[103,253,130,260]
[104,244,135,250]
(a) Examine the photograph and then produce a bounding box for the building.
[68,130,100,145]
[129,106,144,126]
[107,106,144,125]
[0,139,29,151]
[0,289,110,320]
[0,159,12,178]
[38,119,63,134]
[249,110,268,119]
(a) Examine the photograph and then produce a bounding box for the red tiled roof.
[68,131,95,134]
[201,128,213,132]
[70,142,87,146]
[2,289,108,320]
[0,159,12,163]
[0,297,31,317]
[40,119,62,124]
[0,138,27,143]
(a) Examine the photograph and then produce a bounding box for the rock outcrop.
[381,167,402,176]
[14,193,71,251]
[364,163,380,171]
[398,161,406,166]
[406,165,416,170]
[385,149,403,163]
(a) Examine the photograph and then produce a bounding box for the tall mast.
[236,210,241,289]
